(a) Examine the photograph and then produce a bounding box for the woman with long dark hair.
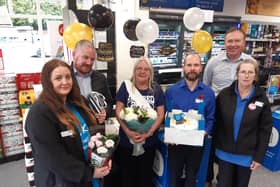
[25,59,111,187]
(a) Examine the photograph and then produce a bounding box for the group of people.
[25,28,272,187]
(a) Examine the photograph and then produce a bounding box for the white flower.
[120,108,137,121]
[90,135,97,142]
[95,140,103,147]
[88,141,95,149]
[125,112,138,121]
[147,108,157,119]
[96,132,103,139]
[105,139,115,148]
[97,146,108,154]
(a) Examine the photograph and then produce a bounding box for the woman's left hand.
[250,161,261,170]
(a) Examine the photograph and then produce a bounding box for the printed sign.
[140,0,224,12]
[130,45,145,58]
[246,0,280,17]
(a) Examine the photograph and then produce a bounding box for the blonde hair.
[130,57,154,91]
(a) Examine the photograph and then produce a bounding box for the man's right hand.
[95,109,106,124]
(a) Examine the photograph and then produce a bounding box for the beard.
[184,72,200,81]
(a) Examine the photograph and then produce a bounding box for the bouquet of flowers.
[119,107,157,133]
[119,106,157,156]
[88,132,118,167]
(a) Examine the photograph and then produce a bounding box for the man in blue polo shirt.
[165,53,215,187]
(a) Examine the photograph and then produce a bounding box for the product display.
[0,74,23,158]
[243,23,280,67]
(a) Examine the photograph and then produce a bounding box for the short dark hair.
[225,27,246,40]
[184,53,201,65]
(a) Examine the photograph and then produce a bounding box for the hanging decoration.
[183,7,205,31]
[123,18,141,41]
[88,4,114,31]
[63,22,93,50]
[135,19,159,44]
[191,30,213,54]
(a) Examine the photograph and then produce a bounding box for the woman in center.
[115,57,165,187]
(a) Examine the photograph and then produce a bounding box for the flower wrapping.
[119,107,157,156]
[119,107,157,133]
[88,132,118,167]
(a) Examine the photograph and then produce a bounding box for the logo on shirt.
[127,95,155,108]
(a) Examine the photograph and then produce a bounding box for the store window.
[0,0,64,73]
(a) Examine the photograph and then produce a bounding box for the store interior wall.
[114,0,280,89]
[216,0,280,25]
[2,0,280,88]
[114,0,148,88]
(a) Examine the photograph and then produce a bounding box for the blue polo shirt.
[216,83,255,167]
[165,79,215,134]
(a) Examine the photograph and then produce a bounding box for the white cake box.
[164,128,205,146]
[164,109,205,146]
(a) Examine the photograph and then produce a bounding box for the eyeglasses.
[136,67,150,72]
[238,71,255,77]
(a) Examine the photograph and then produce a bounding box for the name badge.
[255,101,264,107]
[61,130,73,137]
[195,99,202,103]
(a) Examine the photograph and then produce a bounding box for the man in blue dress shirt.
[165,53,215,187]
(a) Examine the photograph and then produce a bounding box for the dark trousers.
[217,159,252,187]
[168,145,204,187]
[206,141,218,183]
[119,146,155,187]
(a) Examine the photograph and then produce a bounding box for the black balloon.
[123,18,141,41]
[88,4,114,31]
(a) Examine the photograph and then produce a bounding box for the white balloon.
[183,7,205,31]
[136,19,159,44]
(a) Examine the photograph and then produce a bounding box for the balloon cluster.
[183,7,213,54]
[122,7,212,52]
[123,18,159,44]
[63,4,114,49]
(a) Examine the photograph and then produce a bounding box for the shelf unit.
[212,35,225,57]
[242,23,280,68]
[148,25,182,67]
[0,74,24,162]
[245,38,280,61]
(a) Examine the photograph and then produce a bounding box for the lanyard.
[67,104,100,187]
[67,104,90,160]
